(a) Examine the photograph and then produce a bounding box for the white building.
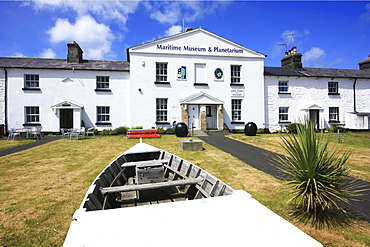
[0,28,369,135]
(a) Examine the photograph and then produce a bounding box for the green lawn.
[0,135,369,246]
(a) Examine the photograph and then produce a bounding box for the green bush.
[165,128,175,134]
[287,123,303,134]
[116,126,128,135]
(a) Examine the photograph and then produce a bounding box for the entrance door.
[309,110,319,131]
[206,105,217,129]
[60,109,73,129]
[188,105,199,129]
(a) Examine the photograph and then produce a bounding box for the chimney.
[67,41,83,63]
[281,46,302,70]
[358,54,370,70]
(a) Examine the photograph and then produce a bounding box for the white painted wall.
[6,68,130,132]
[0,69,5,127]
[265,76,370,131]
[129,29,266,130]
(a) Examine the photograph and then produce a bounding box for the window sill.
[231,121,245,125]
[22,88,41,91]
[329,121,340,124]
[328,93,340,96]
[155,121,170,125]
[194,83,208,86]
[95,89,111,92]
[154,81,170,85]
[278,92,291,95]
[95,122,112,126]
[230,83,244,86]
[23,123,41,126]
[278,121,291,124]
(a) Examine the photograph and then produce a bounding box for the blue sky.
[1,1,370,69]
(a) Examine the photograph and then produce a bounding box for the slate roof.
[0,57,130,71]
[264,66,370,79]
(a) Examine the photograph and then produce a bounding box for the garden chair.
[60,128,70,138]
[86,127,96,138]
[69,128,80,140]
[30,127,42,139]
[7,129,20,141]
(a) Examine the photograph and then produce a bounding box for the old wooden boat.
[64,141,322,247]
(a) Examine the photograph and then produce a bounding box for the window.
[96,76,109,89]
[278,81,289,93]
[24,74,39,88]
[156,98,168,122]
[232,99,242,121]
[328,82,339,94]
[156,63,168,82]
[97,106,110,122]
[25,106,40,123]
[195,63,207,85]
[279,107,289,122]
[231,65,241,83]
[329,107,339,122]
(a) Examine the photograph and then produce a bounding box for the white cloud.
[165,25,182,37]
[46,15,115,60]
[360,3,370,23]
[32,1,139,27]
[11,52,26,58]
[147,1,228,25]
[39,48,57,58]
[302,47,326,67]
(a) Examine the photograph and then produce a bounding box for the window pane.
[232,99,242,121]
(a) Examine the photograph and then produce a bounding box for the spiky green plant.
[276,119,367,227]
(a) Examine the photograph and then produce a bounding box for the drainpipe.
[353,78,357,113]
[3,68,8,135]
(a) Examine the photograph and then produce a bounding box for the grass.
[229,132,370,182]
[0,135,370,246]
[0,139,35,151]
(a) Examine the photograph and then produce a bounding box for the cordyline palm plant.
[276,119,367,228]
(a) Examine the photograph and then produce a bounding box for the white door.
[188,105,199,129]
[206,105,217,129]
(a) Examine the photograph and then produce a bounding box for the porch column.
[200,105,206,131]
[180,104,188,125]
[217,105,224,130]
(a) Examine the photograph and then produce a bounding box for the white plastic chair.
[79,127,86,139]
[69,128,80,140]
[86,127,96,138]
[61,128,70,138]
[7,129,20,141]
[30,127,42,139]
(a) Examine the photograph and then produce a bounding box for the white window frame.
[231,65,241,83]
[96,76,110,89]
[24,74,39,88]
[278,81,289,93]
[231,99,242,121]
[97,106,110,123]
[156,63,168,82]
[25,106,40,123]
[279,107,289,122]
[328,81,339,94]
[329,107,339,122]
[156,98,168,122]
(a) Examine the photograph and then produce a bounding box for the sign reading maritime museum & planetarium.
[156,44,244,54]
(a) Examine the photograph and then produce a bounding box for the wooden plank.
[121,160,166,168]
[101,178,203,195]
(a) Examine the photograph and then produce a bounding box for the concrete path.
[198,134,370,223]
[0,136,59,157]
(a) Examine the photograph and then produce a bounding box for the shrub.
[276,119,368,228]
[116,126,128,135]
[287,123,303,134]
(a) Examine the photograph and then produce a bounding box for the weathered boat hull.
[64,142,322,247]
